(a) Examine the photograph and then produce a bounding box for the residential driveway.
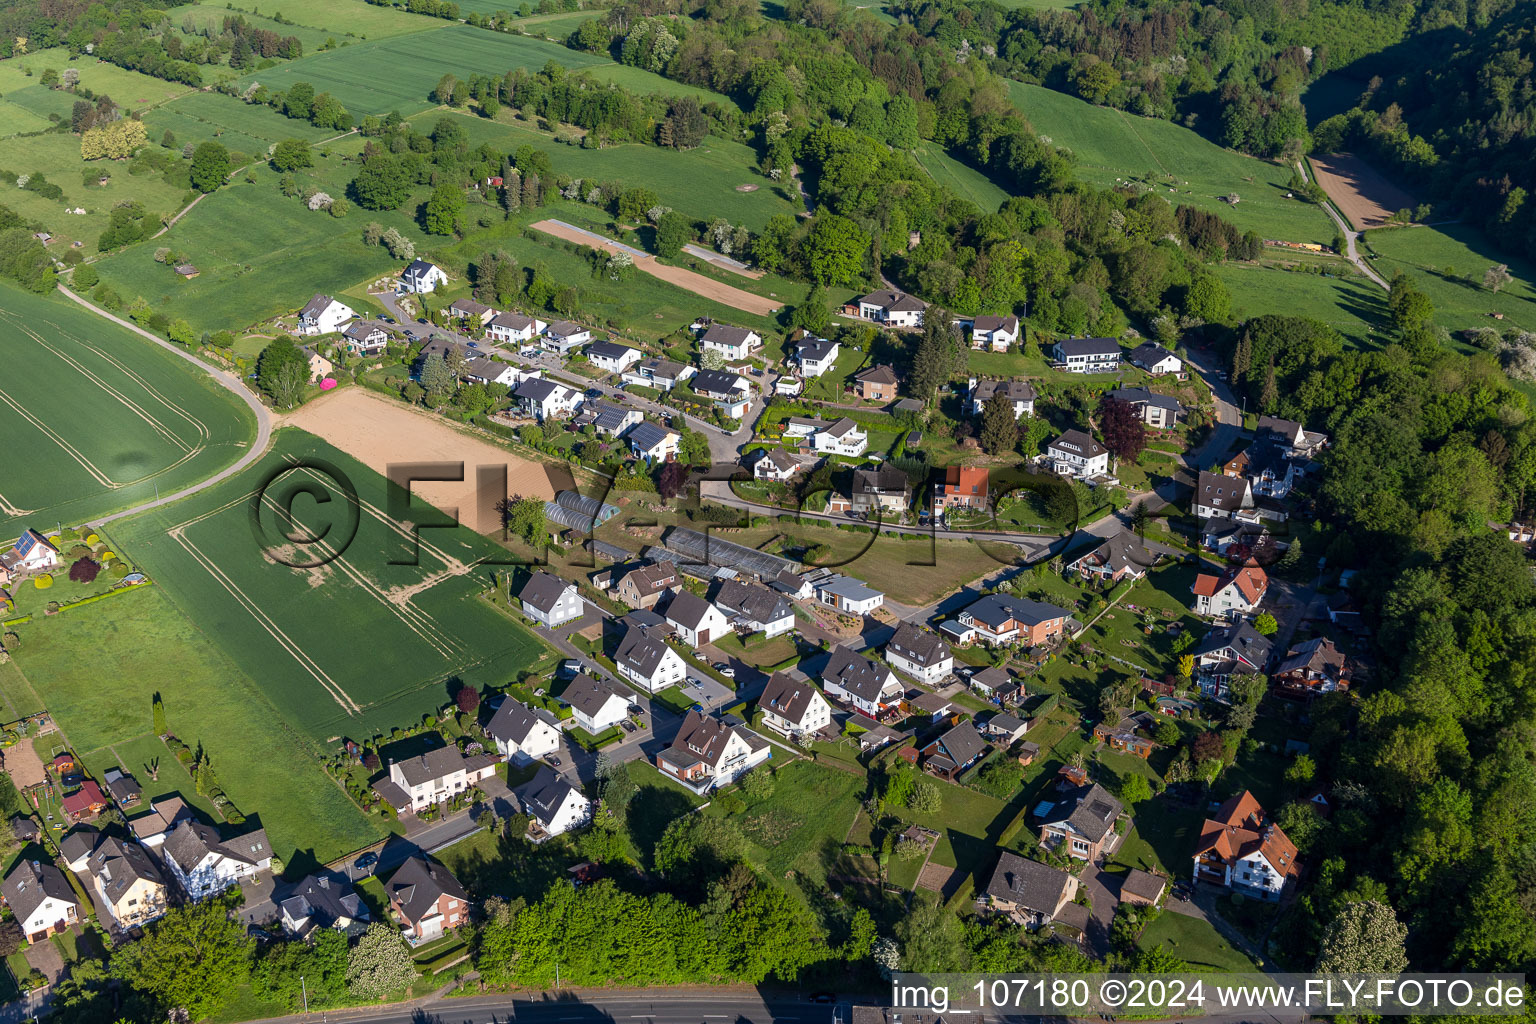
[23,936,63,985]
[1076,863,1118,957]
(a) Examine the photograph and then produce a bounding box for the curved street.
[56,284,275,525]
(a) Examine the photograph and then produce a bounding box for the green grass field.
[708,759,862,885]
[0,283,257,537]
[498,11,597,38]
[235,25,613,117]
[8,582,382,862]
[1007,82,1335,245]
[221,0,437,38]
[0,662,46,722]
[141,90,341,155]
[1214,262,1386,346]
[1138,909,1259,972]
[90,155,416,334]
[0,50,194,116]
[175,1,343,51]
[415,111,793,228]
[110,428,550,746]
[1362,222,1536,335]
[912,142,1009,212]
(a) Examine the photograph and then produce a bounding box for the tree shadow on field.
[625,785,696,870]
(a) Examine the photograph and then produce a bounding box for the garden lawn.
[109,429,551,748]
[711,759,862,885]
[0,282,257,537]
[713,631,798,669]
[1007,82,1335,245]
[801,346,867,401]
[901,779,1012,884]
[7,583,381,862]
[77,734,224,824]
[89,157,416,334]
[1137,908,1259,972]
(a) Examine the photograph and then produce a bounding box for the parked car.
[628,704,645,715]
[354,851,378,870]
[810,993,836,1005]
[690,703,704,713]
[548,756,562,767]
[585,387,604,398]
[687,676,702,688]
[417,317,429,324]
[622,720,636,733]
[713,662,734,677]
[380,315,395,324]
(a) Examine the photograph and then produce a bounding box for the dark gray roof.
[619,562,676,598]
[615,624,673,678]
[932,722,988,767]
[280,872,368,931]
[3,859,78,921]
[713,579,792,626]
[628,421,675,454]
[1196,471,1248,511]
[853,466,909,496]
[519,571,575,614]
[985,850,1074,913]
[1055,337,1122,357]
[547,320,587,338]
[693,369,749,398]
[824,646,895,702]
[973,314,1019,333]
[987,713,1028,735]
[701,323,757,348]
[860,290,925,313]
[560,674,626,719]
[387,856,467,925]
[887,621,950,668]
[343,320,386,341]
[102,767,140,804]
[822,416,860,439]
[1192,620,1273,670]
[661,527,795,579]
[1039,782,1123,842]
[1129,341,1178,367]
[517,765,584,826]
[1121,868,1167,901]
[59,826,101,866]
[516,377,567,403]
[1050,429,1107,459]
[964,593,1070,629]
[89,835,164,904]
[970,666,1015,693]
[587,340,639,362]
[299,293,335,320]
[754,448,801,474]
[393,745,468,787]
[489,310,535,331]
[163,821,270,872]
[796,336,838,362]
[758,673,823,724]
[486,697,549,746]
[1069,530,1158,575]
[635,357,688,380]
[1109,386,1184,413]
[972,378,1037,404]
[665,590,717,631]
[854,363,900,385]
[449,297,494,317]
[592,403,636,434]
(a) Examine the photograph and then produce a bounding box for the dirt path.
[532,219,782,316]
[1296,161,1388,291]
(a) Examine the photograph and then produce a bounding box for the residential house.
[811,574,884,615]
[386,857,469,943]
[1093,714,1157,758]
[519,571,584,628]
[921,722,988,779]
[1202,519,1273,559]
[752,448,806,483]
[589,402,642,437]
[101,767,141,808]
[774,376,803,396]
[1047,430,1111,479]
[1051,337,1122,373]
[1191,564,1269,617]
[375,746,498,815]
[400,259,447,293]
[656,710,772,793]
[1256,416,1328,456]
[955,594,1071,646]
[485,697,563,764]
[770,569,813,601]
[3,860,81,943]
[464,357,530,389]
[1225,439,1302,500]
[1038,782,1124,861]
[757,674,833,741]
[305,349,335,381]
[342,320,388,356]
[1067,530,1158,582]
[982,713,1030,745]
[3,529,58,574]
[692,368,753,418]
[543,321,592,353]
[885,621,953,686]
[971,315,1020,351]
[856,289,926,328]
[933,465,990,512]
[1128,342,1182,375]
[161,822,272,901]
[794,336,839,377]
[63,781,107,822]
[909,691,956,719]
[615,563,678,610]
[1107,386,1185,428]
[85,835,169,929]
[712,580,794,638]
[614,623,687,694]
[586,341,643,375]
[699,324,762,361]
[560,674,631,732]
[1194,471,1255,521]
[851,466,911,514]
[127,797,194,847]
[970,666,1024,706]
[280,873,369,938]
[485,311,546,345]
[1120,868,1167,906]
[448,297,497,323]
[851,364,901,401]
[1193,790,1299,900]
[982,851,1078,929]
[822,646,903,717]
[813,417,868,457]
[515,378,584,422]
[665,590,730,646]
[623,357,694,390]
[296,293,355,335]
[516,766,592,838]
[967,378,1036,419]
[628,421,681,463]
[59,828,101,873]
[1271,637,1351,698]
[1191,620,1273,700]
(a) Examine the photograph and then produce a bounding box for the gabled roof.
[486,697,552,747]
[754,448,802,474]
[693,368,749,397]
[387,856,468,925]
[853,363,900,385]
[973,314,1019,334]
[985,850,1074,913]
[517,766,586,826]
[1272,637,1346,678]
[619,562,677,598]
[449,297,494,317]
[405,258,439,277]
[970,666,1015,693]
[939,465,990,497]
[546,320,587,338]
[592,403,638,433]
[90,835,164,903]
[560,674,627,719]
[489,310,536,331]
[102,767,141,804]
[972,378,1037,404]
[853,466,909,497]
[615,624,675,679]
[1054,337,1121,357]
[1191,620,1273,669]
[1049,429,1107,460]
[1194,789,1299,878]
[635,356,688,379]
[932,722,987,766]
[823,646,897,701]
[887,621,950,668]
[519,571,575,614]
[62,780,105,816]
[1039,782,1122,842]
[1256,416,1305,445]
[963,593,1070,629]
[516,377,569,404]
[393,746,469,787]
[1121,867,1167,901]
[280,873,367,930]
[796,336,838,362]
[163,821,270,872]
[3,859,78,922]
[299,293,338,319]
[1129,341,1177,366]
[713,579,792,625]
[668,709,738,766]
[665,590,718,631]
[759,673,824,724]
[1108,386,1184,413]
[628,421,676,453]
[343,320,385,341]
[700,323,758,348]
[1192,564,1268,604]
[860,289,926,313]
[821,417,861,439]
[1070,530,1158,575]
[1196,471,1250,511]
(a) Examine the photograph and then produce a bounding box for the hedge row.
[57,582,146,613]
